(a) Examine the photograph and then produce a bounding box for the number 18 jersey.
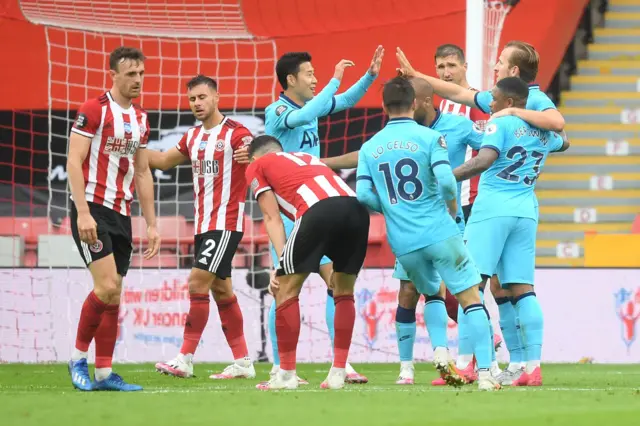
[470,116,564,223]
[356,118,459,256]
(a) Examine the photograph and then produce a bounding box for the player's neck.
[202,110,225,130]
[283,90,305,107]
[109,88,133,109]
[388,113,414,121]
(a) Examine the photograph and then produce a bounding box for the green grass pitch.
[1,363,639,426]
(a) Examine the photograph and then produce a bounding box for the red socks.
[333,295,355,369]
[180,293,210,355]
[95,304,120,368]
[75,291,107,352]
[217,295,248,359]
[276,297,300,371]
[445,289,459,323]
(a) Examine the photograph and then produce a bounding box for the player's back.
[471,116,563,223]
[360,118,459,256]
[265,96,320,156]
[249,151,354,220]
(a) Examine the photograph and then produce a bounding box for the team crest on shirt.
[276,105,288,116]
[438,136,447,149]
[485,123,498,135]
[198,141,207,151]
[215,139,226,152]
[74,113,87,129]
[89,239,103,253]
[251,178,259,191]
[472,121,487,134]
[123,121,132,133]
[242,135,253,147]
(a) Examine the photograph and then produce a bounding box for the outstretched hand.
[395,47,416,78]
[333,59,355,81]
[368,45,384,77]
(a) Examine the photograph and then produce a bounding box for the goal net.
[1,0,514,365]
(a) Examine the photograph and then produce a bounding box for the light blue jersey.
[464,115,563,285]
[474,84,556,114]
[356,118,459,257]
[469,116,564,224]
[264,72,376,156]
[265,72,375,268]
[428,110,483,230]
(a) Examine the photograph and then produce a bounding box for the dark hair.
[109,46,146,71]
[276,52,312,90]
[504,40,539,83]
[383,77,415,114]
[434,44,465,64]
[186,74,218,91]
[496,77,529,106]
[248,135,283,158]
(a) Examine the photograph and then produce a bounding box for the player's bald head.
[409,77,434,101]
[248,135,283,159]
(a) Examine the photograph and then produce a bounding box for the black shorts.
[276,196,369,277]
[462,203,474,224]
[71,202,133,276]
[193,230,243,279]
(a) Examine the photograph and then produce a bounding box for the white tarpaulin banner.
[1,268,639,363]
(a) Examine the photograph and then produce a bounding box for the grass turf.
[1,363,639,426]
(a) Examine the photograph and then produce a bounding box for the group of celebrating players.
[66,38,568,392]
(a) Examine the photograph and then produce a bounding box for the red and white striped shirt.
[439,92,489,206]
[246,152,355,221]
[176,118,253,235]
[71,91,149,216]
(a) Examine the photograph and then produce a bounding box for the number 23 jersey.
[470,115,564,223]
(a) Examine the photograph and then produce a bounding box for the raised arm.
[329,46,383,114]
[396,47,476,107]
[283,60,354,128]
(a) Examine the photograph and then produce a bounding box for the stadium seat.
[0,217,58,245]
[367,214,387,243]
[131,253,179,268]
[364,214,394,268]
[632,214,640,234]
[131,215,190,245]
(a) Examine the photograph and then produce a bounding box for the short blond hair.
[504,41,539,83]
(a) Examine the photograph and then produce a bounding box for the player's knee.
[210,277,234,301]
[437,281,446,298]
[508,283,534,299]
[332,272,356,296]
[454,285,482,310]
[93,274,120,301]
[398,281,419,308]
[187,270,213,295]
[489,275,501,294]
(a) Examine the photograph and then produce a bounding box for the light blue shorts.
[396,234,481,296]
[270,214,332,269]
[464,216,537,286]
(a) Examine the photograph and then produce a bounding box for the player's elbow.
[548,112,565,133]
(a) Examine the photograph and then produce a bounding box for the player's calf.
[395,280,418,384]
[510,283,543,384]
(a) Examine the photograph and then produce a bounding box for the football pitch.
[1,363,639,426]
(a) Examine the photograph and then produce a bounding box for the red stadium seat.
[23,249,38,267]
[632,214,640,234]
[131,253,179,268]
[0,217,59,245]
[367,214,387,243]
[131,215,190,245]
